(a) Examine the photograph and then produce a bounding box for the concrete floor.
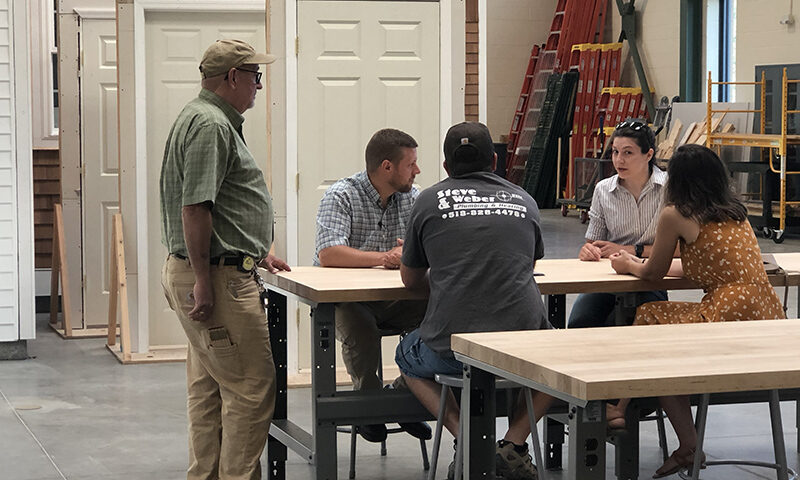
[2,208,800,480]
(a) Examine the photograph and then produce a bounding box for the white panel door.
[297,1,440,370]
[297,1,440,265]
[80,18,118,327]
[145,12,268,346]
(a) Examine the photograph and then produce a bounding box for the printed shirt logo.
[436,188,527,220]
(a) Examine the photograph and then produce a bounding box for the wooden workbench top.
[451,319,800,402]
[262,255,800,304]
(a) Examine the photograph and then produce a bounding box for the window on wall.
[705,0,735,102]
[30,0,59,149]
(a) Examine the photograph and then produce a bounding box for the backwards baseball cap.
[199,39,276,79]
[443,122,495,175]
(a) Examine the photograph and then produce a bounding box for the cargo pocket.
[204,329,243,378]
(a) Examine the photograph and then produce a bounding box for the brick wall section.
[33,149,60,268]
[465,0,479,121]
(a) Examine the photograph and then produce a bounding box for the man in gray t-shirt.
[395,122,552,480]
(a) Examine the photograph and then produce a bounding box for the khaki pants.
[162,256,276,480]
[335,299,427,391]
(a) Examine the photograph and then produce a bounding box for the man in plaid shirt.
[314,128,430,443]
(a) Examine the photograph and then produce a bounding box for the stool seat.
[434,373,520,390]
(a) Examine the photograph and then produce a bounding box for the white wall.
[486,0,557,140]
[610,0,682,103]
[734,0,799,103]
[0,0,35,342]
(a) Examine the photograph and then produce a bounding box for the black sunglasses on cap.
[616,120,649,131]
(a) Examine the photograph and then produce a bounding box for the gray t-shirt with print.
[402,171,550,355]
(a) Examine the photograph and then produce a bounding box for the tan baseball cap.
[199,39,276,79]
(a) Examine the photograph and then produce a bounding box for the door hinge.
[295,36,299,57]
[295,172,300,192]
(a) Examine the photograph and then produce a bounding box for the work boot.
[446,439,459,480]
[384,383,432,440]
[496,440,538,480]
[357,423,387,443]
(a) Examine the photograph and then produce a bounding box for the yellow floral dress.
[635,220,785,325]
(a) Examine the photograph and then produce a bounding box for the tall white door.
[297,1,440,371]
[80,18,118,327]
[297,1,441,265]
[145,12,268,346]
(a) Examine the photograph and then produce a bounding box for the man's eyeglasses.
[235,67,262,84]
[616,120,649,131]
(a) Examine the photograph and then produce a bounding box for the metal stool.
[428,373,546,480]
[337,329,430,479]
[679,390,798,480]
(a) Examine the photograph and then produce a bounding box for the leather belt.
[172,253,256,271]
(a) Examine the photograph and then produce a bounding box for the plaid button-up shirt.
[314,170,418,265]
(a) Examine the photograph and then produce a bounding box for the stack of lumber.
[656,114,735,160]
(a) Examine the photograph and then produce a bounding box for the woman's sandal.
[652,448,707,478]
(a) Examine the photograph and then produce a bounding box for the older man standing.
[160,39,289,480]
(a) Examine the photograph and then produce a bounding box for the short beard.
[391,179,413,193]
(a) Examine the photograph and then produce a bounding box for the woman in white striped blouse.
[569,121,671,430]
[569,123,670,321]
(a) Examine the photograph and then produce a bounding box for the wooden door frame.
[118,0,466,369]
[76,9,116,332]
[56,1,118,333]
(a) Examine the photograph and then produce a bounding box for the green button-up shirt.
[160,89,273,259]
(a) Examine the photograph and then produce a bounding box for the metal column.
[312,303,338,480]
[461,365,498,478]
[567,401,607,480]
[267,290,288,479]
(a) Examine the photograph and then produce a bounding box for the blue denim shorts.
[395,329,463,380]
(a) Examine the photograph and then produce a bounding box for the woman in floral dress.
[610,144,785,478]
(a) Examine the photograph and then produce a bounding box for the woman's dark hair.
[666,144,747,223]
[608,119,657,171]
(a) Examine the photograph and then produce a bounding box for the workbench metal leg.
[525,390,547,480]
[312,303,338,480]
[769,390,790,480]
[544,416,564,470]
[567,401,606,480]
[267,290,288,480]
[614,404,640,480]
[461,365,497,479]
[547,294,567,329]
[614,293,639,326]
[690,394,710,480]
